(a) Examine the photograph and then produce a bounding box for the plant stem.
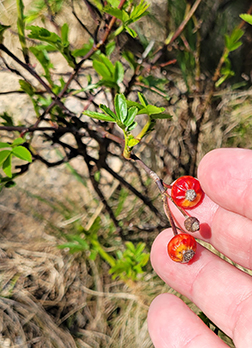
[91,239,116,267]
[131,153,179,235]
[162,193,178,235]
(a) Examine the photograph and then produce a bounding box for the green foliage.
[0,112,14,127]
[25,0,65,23]
[0,139,32,178]
[83,92,171,158]
[240,14,252,25]
[92,54,124,90]
[110,242,149,281]
[104,0,149,38]
[16,0,28,62]
[29,46,54,85]
[216,27,244,87]
[27,24,76,67]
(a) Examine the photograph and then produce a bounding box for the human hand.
[148,148,252,348]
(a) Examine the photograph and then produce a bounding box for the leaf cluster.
[0,138,32,179]
[83,92,170,158]
[109,241,149,281]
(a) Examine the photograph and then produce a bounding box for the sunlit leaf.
[137,105,165,116]
[240,14,252,25]
[83,110,116,122]
[12,138,25,146]
[99,104,117,121]
[151,113,172,119]
[125,26,137,38]
[114,61,124,84]
[93,60,113,79]
[125,106,137,127]
[0,150,11,165]
[0,142,11,149]
[138,92,148,107]
[2,154,12,178]
[103,6,129,22]
[114,94,127,123]
[12,146,32,162]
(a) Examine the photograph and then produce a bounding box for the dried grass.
[0,236,163,348]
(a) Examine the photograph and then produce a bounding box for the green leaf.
[0,142,11,149]
[107,0,120,7]
[12,146,32,162]
[19,79,35,96]
[2,154,12,178]
[103,7,129,22]
[127,121,137,131]
[138,92,148,107]
[30,46,53,84]
[106,41,116,56]
[215,75,229,88]
[94,54,115,76]
[228,41,242,52]
[27,25,61,45]
[28,24,75,66]
[93,60,113,79]
[0,150,11,165]
[122,51,138,70]
[61,23,69,47]
[240,14,252,25]
[16,0,29,62]
[0,24,11,44]
[130,0,149,22]
[126,100,144,110]
[125,106,137,127]
[83,110,116,122]
[125,26,137,38]
[114,94,127,123]
[12,138,25,146]
[151,113,172,119]
[137,105,165,116]
[99,104,117,121]
[114,61,124,84]
[225,28,244,52]
[0,112,14,127]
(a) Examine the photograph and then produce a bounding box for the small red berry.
[167,233,197,263]
[171,175,204,209]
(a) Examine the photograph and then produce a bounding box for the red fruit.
[171,175,204,209]
[167,233,197,263]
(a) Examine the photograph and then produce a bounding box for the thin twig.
[130,154,179,235]
[152,0,202,63]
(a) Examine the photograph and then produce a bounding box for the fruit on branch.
[167,233,197,263]
[171,176,204,209]
[184,216,200,232]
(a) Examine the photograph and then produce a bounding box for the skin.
[148,148,252,348]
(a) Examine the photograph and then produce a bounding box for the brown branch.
[130,154,178,235]
[0,44,73,114]
[103,161,167,224]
